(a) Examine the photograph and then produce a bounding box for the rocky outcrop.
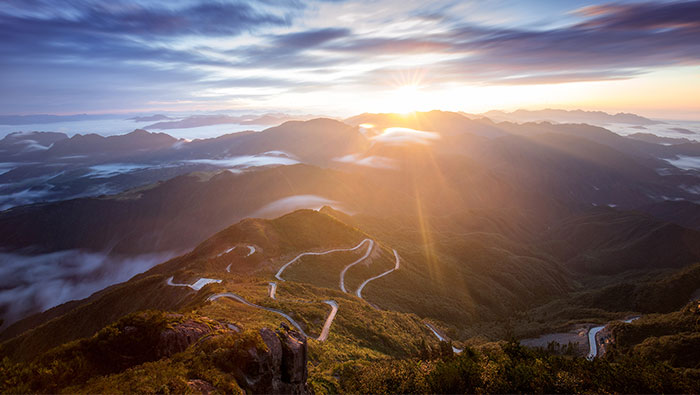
[232,323,309,394]
[187,379,216,394]
[155,318,217,358]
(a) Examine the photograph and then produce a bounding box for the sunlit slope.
[319,205,700,334]
[0,210,427,362]
[347,111,698,208]
[319,208,571,327]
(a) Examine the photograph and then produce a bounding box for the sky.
[1,0,699,119]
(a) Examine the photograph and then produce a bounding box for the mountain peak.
[482,108,660,125]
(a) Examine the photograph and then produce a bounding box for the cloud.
[270,27,351,48]
[0,1,304,112]
[231,0,700,86]
[252,194,343,217]
[184,152,300,169]
[223,27,353,70]
[0,250,176,328]
[2,1,700,113]
[574,1,700,30]
[665,155,700,170]
[371,127,440,145]
[84,163,156,178]
[326,37,450,54]
[0,188,53,211]
[334,153,398,169]
[440,1,700,84]
[1,1,291,39]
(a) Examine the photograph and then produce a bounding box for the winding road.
[221,245,257,273]
[355,249,400,298]
[167,276,222,291]
[175,241,405,345]
[217,246,236,257]
[425,323,463,354]
[268,281,277,299]
[275,238,373,282]
[586,326,604,360]
[586,316,639,360]
[339,239,375,293]
[208,292,308,337]
[246,245,256,256]
[208,291,340,342]
[318,300,338,341]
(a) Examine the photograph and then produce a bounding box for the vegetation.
[607,300,700,368]
[338,341,700,394]
[3,209,700,393]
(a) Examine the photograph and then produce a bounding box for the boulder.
[232,324,309,394]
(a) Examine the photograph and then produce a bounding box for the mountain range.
[1,109,699,393]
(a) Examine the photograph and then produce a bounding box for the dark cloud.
[218,27,353,70]
[271,27,351,48]
[1,1,291,38]
[575,1,700,30]
[444,2,700,83]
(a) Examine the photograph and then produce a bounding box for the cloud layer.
[0,250,175,328]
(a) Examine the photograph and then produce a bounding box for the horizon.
[2,106,698,120]
[3,107,700,141]
[1,1,699,119]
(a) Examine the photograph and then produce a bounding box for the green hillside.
[2,207,700,393]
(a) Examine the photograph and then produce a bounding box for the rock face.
[156,319,217,358]
[187,379,216,394]
[233,323,309,394]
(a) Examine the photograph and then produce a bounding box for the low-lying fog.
[0,250,176,329]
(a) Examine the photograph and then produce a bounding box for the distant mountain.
[0,118,368,211]
[636,200,700,230]
[482,109,661,125]
[345,110,508,138]
[542,209,700,274]
[627,132,694,145]
[45,129,178,157]
[0,113,122,125]
[2,113,698,256]
[145,115,247,130]
[0,165,372,255]
[144,113,317,130]
[1,112,695,213]
[127,114,173,122]
[0,131,68,156]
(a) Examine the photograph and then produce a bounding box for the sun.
[388,84,424,114]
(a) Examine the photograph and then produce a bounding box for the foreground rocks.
[231,323,310,394]
[156,317,219,358]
